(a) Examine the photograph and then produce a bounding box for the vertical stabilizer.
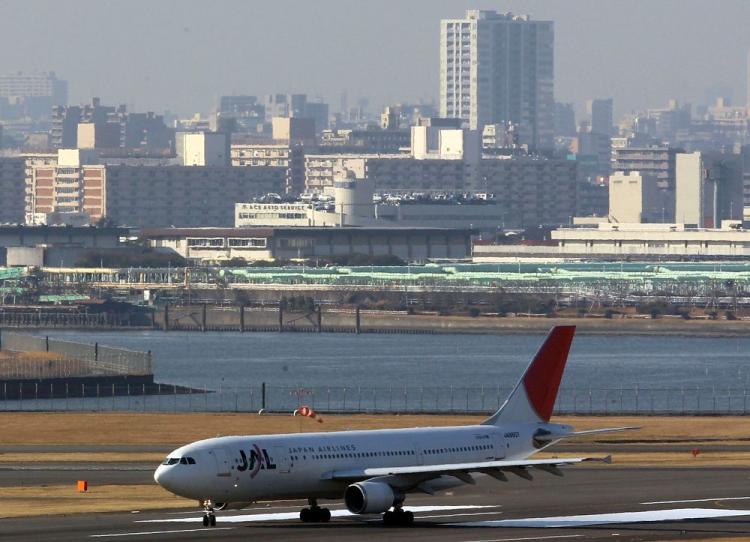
[482,326,576,425]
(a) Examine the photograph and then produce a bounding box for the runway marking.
[138,505,499,524]
[90,527,234,538]
[417,511,504,519]
[451,508,750,528]
[641,496,750,505]
[463,535,582,542]
[164,505,308,515]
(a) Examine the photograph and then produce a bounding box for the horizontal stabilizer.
[536,427,639,445]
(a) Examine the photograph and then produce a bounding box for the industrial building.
[0,225,125,267]
[473,221,750,260]
[304,125,577,227]
[551,221,750,258]
[235,176,503,230]
[145,226,473,264]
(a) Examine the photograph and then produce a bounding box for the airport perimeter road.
[5,468,750,542]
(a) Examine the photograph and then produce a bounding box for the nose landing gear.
[200,500,216,527]
[299,498,331,523]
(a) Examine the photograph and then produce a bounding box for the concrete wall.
[675,152,703,226]
[609,171,644,223]
[6,247,44,266]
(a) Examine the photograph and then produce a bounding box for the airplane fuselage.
[154,421,568,505]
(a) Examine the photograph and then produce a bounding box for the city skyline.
[1,0,749,117]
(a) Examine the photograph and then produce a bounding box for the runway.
[5,467,750,541]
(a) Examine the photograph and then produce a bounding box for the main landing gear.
[383,507,414,526]
[201,500,217,527]
[300,498,331,523]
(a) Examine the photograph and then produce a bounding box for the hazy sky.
[2,0,749,119]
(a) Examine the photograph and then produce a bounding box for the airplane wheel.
[383,510,395,525]
[403,510,414,525]
[320,508,331,522]
[202,515,209,527]
[300,507,312,522]
[209,514,216,527]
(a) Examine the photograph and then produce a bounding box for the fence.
[0,331,152,378]
[0,384,748,415]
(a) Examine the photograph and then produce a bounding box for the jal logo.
[237,444,277,478]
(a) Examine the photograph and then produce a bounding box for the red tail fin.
[522,326,576,421]
[482,326,576,425]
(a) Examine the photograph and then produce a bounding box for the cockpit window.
[162,457,180,465]
[187,457,196,464]
[179,457,188,465]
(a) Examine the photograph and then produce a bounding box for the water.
[37,330,749,392]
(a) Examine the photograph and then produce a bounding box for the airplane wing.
[325,455,610,482]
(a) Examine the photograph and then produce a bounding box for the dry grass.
[0,452,164,463]
[538,451,750,468]
[1,412,749,446]
[0,484,193,518]
[0,350,89,380]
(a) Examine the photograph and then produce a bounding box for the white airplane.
[154,325,628,527]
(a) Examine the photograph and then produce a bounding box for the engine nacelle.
[214,502,252,511]
[344,481,397,514]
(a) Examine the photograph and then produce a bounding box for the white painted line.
[463,535,582,542]
[641,496,750,505]
[417,511,504,520]
[138,504,499,524]
[90,527,234,538]
[451,508,750,528]
[164,505,310,515]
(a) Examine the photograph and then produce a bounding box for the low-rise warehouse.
[144,227,473,264]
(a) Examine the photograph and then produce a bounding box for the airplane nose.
[154,465,167,486]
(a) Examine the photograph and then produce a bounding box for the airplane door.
[210,448,231,477]
[491,432,506,460]
[271,446,291,474]
[413,443,424,465]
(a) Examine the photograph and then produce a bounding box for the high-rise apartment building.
[52,98,172,152]
[27,149,285,227]
[0,157,25,224]
[587,98,613,136]
[439,10,554,149]
[0,72,68,119]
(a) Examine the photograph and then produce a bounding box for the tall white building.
[175,132,229,166]
[439,10,554,149]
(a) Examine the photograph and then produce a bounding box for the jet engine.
[344,481,398,514]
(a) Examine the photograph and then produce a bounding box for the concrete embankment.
[154,304,750,337]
